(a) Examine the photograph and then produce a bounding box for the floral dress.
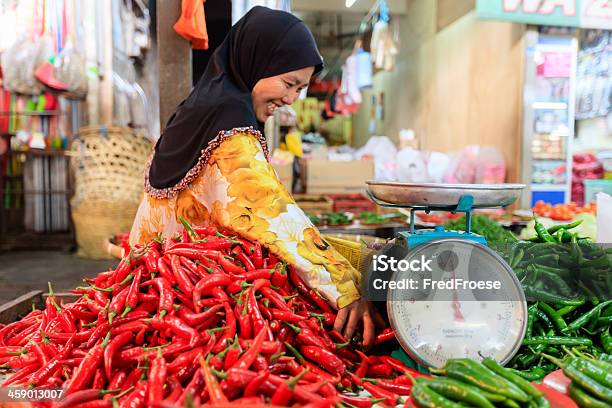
[130,127,361,309]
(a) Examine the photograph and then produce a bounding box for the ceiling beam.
[293,0,407,14]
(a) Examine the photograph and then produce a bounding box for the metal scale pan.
[366,182,525,210]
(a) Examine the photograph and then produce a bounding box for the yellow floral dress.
[130,127,361,309]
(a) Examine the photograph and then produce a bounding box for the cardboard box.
[271,162,293,192]
[304,159,374,194]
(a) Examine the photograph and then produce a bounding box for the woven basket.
[70,126,153,259]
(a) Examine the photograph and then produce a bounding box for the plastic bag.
[355,136,397,181]
[55,44,88,96]
[396,148,428,183]
[443,146,479,184]
[426,151,450,183]
[475,146,506,184]
[1,35,52,95]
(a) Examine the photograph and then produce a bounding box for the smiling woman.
[129,6,379,346]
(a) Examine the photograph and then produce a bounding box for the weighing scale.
[366,182,527,368]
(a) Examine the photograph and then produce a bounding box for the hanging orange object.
[174,0,209,50]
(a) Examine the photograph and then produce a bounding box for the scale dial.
[387,239,527,368]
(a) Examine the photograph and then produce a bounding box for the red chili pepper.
[108,370,128,391]
[363,378,412,395]
[104,331,133,379]
[66,332,111,394]
[300,345,346,376]
[253,243,264,268]
[141,247,160,274]
[92,368,106,389]
[233,246,255,271]
[151,315,199,345]
[247,287,267,337]
[289,265,311,295]
[235,268,275,281]
[362,381,400,406]
[179,256,202,278]
[234,327,267,370]
[364,363,392,378]
[226,279,250,294]
[235,298,253,340]
[378,355,425,378]
[122,367,143,391]
[121,266,143,317]
[148,352,167,401]
[285,322,329,349]
[169,255,194,295]
[270,309,307,323]
[56,389,120,408]
[113,257,133,285]
[339,395,384,408]
[269,368,310,405]
[271,264,287,288]
[192,274,232,312]
[28,336,74,386]
[197,353,228,403]
[259,286,290,311]
[121,380,148,408]
[178,304,222,326]
[156,257,176,285]
[151,277,173,319]
[374,327,395,345]
[177,369,204,406]
[238,339,279,355]
[194,225,217,236]
[223,340,242,371]
[213,302,236,353]
[107,286,130,324]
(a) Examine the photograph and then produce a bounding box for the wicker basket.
[324,234,387,272]
[70,126,153,259]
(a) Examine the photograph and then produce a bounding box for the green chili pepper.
[523,286,584,306]
[507,367,546,382]
[534,218,556,243]
[522,336,592,346]
[548,219,583,234]
[411,383,461,408]
[511,249,525,269]
[481,357,544,400]
[544,355,612,404]
[601,327,612,354]
[422,378,495,408]
[571,357,612,389]
[534,309,555,332]
[568,383,609,408]
[563,301,612,334]
[526,303,538,338]
[431,359,530,403]
[538,302,568,332]
[531,254,560,265]
[556,304,581,317]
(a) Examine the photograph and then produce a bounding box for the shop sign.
[476,0,612,30]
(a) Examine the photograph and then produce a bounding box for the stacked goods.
[532,200,597,221]
[0,217,424,407]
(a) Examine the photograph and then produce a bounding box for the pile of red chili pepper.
[0,218,427,408]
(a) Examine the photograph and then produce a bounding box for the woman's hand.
[333,299,384,350]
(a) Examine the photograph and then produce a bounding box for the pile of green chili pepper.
[543,350,612,408]
[409,357,550,407]
[444,214,518,248]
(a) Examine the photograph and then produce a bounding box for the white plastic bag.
[355,136,397,181]
[596,192,611,243]
[55,44,88,96]
[426,151,450,183]
[396,148,428,183]
[1,35,52,95]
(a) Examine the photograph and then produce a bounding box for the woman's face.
[251,66,314,122]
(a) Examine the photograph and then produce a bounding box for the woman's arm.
[195,132,362,309]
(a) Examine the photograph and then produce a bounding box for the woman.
[130,6,378,346]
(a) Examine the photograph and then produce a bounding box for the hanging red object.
[35,56,69,91]
[174,0,209,50]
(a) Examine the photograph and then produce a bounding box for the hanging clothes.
[174,0,209,50]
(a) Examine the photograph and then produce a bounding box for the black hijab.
[148,6,323,192]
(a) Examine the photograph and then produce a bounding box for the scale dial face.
[387,239,527,368]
